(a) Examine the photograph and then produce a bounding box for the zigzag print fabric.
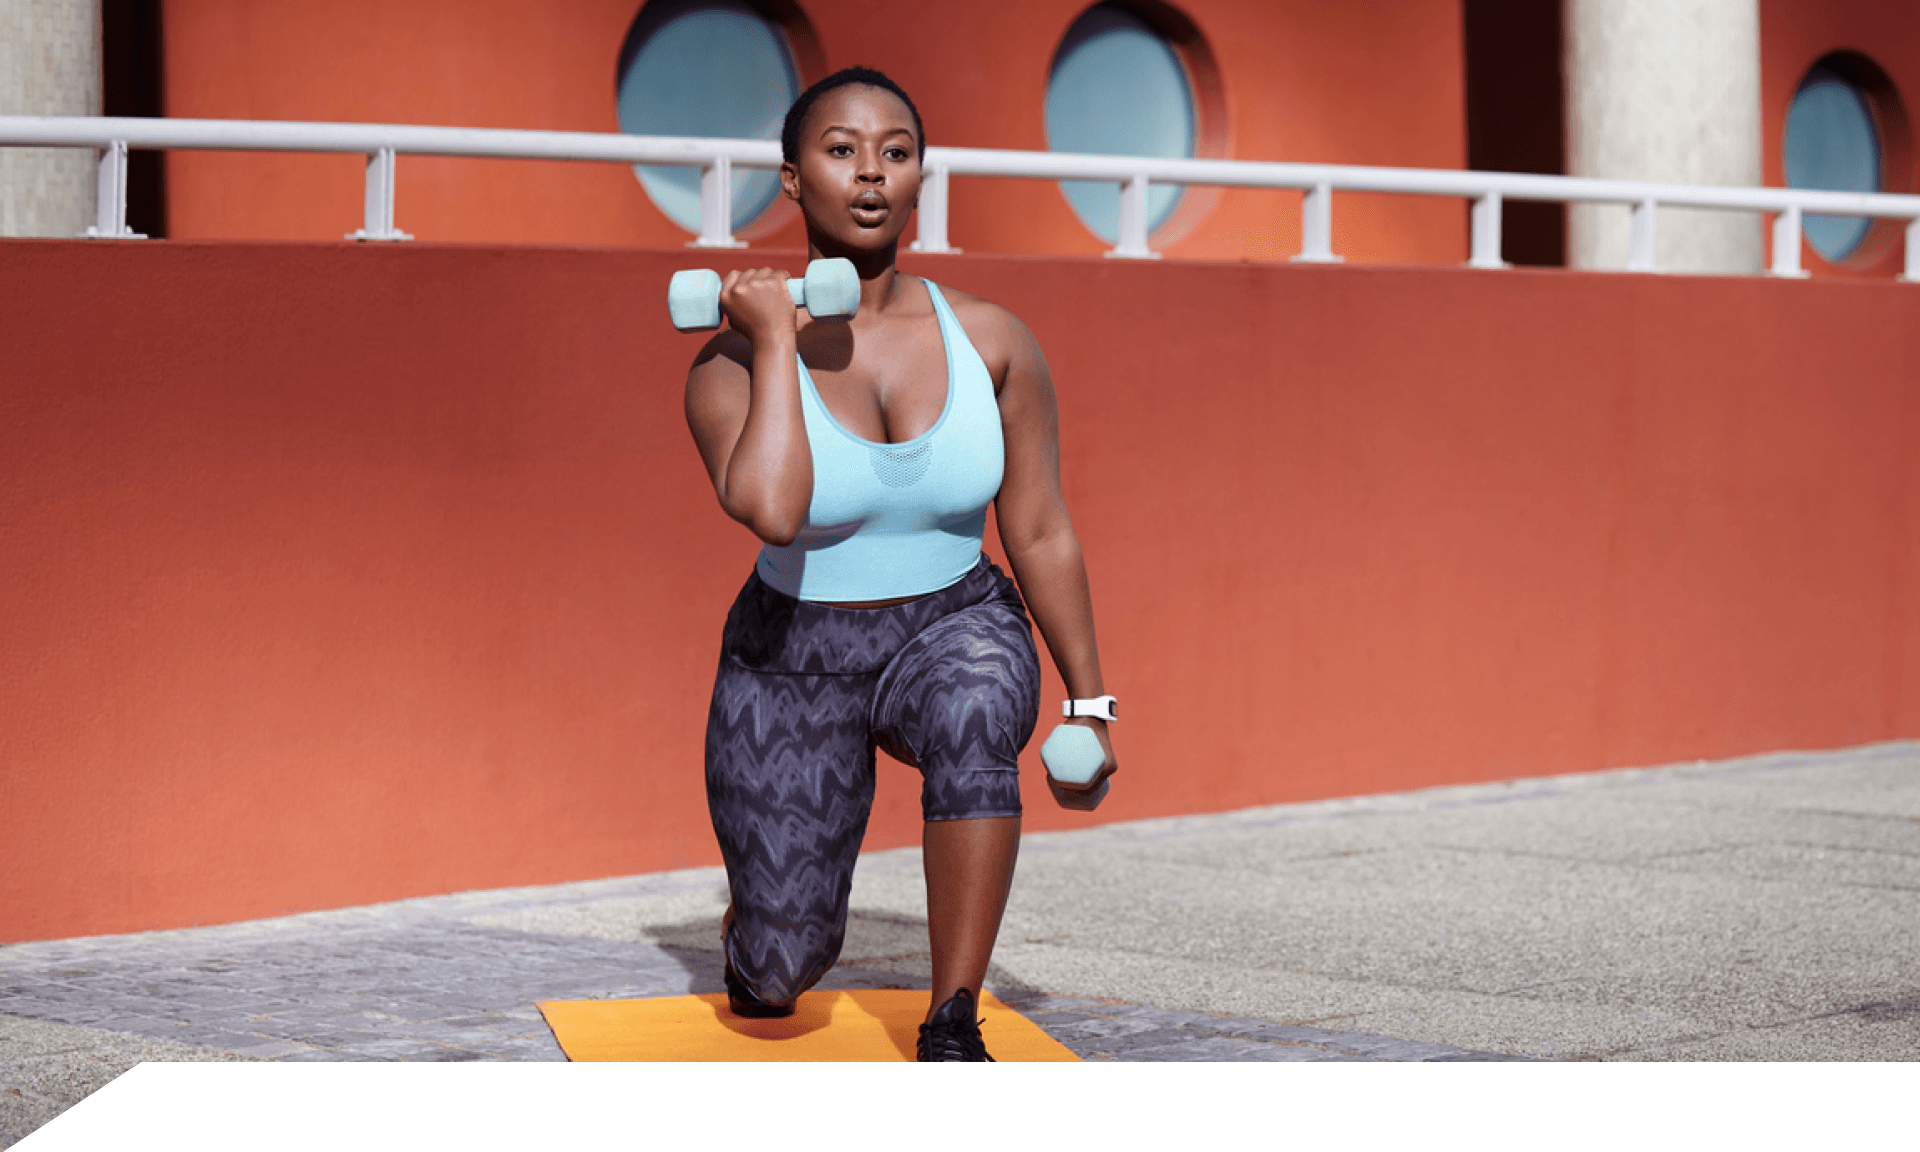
[704,557,1041,1007]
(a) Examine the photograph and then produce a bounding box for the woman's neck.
[807,239,903,314]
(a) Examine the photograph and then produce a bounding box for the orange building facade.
[4,1,1919,942]
[140,0,1920,275]
[155,0,1470,262]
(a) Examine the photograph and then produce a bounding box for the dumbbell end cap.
[1041,723,1106,786]
[668,268,724,332]
[802,257,861,321]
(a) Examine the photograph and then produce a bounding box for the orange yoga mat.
[537,989,1081,1062]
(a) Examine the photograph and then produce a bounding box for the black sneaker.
[917,988,995,1061]
[724,957,795,1019]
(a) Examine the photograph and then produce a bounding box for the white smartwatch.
[1062,695,1117,722]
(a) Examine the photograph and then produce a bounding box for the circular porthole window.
[616,0,800,234]
[1782,52,1914,268]
[1045,4,1197,244]
[1784,63,1882,263]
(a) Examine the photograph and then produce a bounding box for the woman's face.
[782,84,921,254]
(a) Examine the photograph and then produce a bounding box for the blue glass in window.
[616,1,798,233]
[1045,5,1195,243]
[1783,66,1881,263]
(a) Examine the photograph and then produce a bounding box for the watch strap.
[1062,695,1117,722]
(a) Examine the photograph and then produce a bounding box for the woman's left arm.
[981,303,1118,808]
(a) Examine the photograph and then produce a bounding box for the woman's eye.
[828,144,853,157]
[886,148,909,161]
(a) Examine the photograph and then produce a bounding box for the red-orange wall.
[158,0,1467,264]
[1761,0,1920,278]
[3,240,1917,943]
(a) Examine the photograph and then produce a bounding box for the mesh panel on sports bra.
[869,440,934,488]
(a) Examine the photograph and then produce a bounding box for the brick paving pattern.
[0,878,1515,1070]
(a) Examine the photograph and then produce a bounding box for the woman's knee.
[727,904,847,1005]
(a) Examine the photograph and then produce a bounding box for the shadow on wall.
[102,0,167,237]
[1462,0,1566,266]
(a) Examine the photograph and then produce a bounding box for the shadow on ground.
[634,908,1045,1003]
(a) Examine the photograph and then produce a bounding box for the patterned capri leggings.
[705,556,1042,1007]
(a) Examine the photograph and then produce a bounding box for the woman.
[684,66,1118,1061]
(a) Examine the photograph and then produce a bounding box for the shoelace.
[917,1013,996,1061]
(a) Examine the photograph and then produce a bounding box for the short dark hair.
[780,66,926,164]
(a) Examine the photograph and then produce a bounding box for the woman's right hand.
[719,268,798,345]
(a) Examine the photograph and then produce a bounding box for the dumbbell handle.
[667,258,859,333]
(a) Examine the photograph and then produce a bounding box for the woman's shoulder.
[686,327,753,382]
[923,279,1017,327]
[920,279,1039,366]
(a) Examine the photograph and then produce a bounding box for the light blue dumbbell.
[667,257,861,333]
[1041,724,1111,807]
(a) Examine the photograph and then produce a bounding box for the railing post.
[347,147,411,241]
[1628,198,1657,272]
[1105,173,1156,258]
[909,161,957,254]
[1769,206,1808,278]
[1292,182,1342,264]
[690,156,745,248]
[1903,217,1920,283]
[84,140,143,239]
[1468,191,1504,269]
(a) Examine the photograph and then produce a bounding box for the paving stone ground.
[6,741,1918,1145]
[0,877,1493,1067]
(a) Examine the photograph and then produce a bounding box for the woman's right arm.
[683,269,814,546]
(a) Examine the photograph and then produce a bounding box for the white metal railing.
[5,114,1919,279]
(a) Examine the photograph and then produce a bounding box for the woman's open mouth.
[851,194,890,225]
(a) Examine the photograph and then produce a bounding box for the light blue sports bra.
[755,280,1003,602]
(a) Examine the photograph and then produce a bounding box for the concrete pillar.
[1,0,102,238]
[1564,0,1763,274]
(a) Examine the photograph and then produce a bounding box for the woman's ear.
[780,162,800,203]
